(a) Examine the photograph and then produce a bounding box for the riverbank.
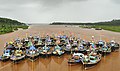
[50,19,120,32]
[0,17,29,35]
[80,25,120,32]
[0,25,29,35]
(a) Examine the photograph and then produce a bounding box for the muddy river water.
[0,25,120,71]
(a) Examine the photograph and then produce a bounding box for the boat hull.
[39,52,52,57]
[81,54,102,69]
[26,53,39,61]
[68,59,81,65]
[0,56,10,61]
[10,55,26,63]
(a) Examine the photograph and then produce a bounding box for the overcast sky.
[0,0,120,23]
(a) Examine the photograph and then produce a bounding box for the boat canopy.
[9,41,13,44]
[29,45,36,50]
[7,45,13,49]
[4,49,10,53]
[55,45,61,50]
[111,40,115,43]
[61,35,67,39]
[15,38,20,43]
[3,49,11,56]
[98,40,104,44]
[47,39,52,42]
[28,41,33,47]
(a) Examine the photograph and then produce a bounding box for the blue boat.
[108,40,120,52]
[68,53,84,65]
[0,49,12,61]
[45,38,55,46]
[96,40,105,47]
[81,52,101,69]
[35,39,45,47]
[53,45,65,56]
[64,43,72,52]
[26,45,39,61]
[39,45,52,56]
[72,40,78,47]
[77,44,86,52]
[101,45,111,56]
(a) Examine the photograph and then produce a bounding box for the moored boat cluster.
[0,34,119,69]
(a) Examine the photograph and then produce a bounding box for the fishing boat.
[71,40,80,52]
[21,38,27,49]
[72,43,87,53]
[24,38,29,44]
[108,40,120,52]
[45,38,55,46]
[5,42,15,50]
[35,39,45,47]
[96,40,105,47]
[69,36,74,44]
[72,40,78,47]
[68,53,84,65]
[57,40,64,47]
[101,47,111,55]
[89,42,98,51]
[60,35,68,45]
[14,42,25,50]
[26,45,39,61]
[77,43,86,53]
[80,40,87,46]
[81,52,101,69]
[60,35,67,41]
[28,35,34,40]
[59,40,66,47]
[39,45,52,57]
[56,35,66,46]
[14,38,21,44]
[101,42,111,56]
[10,49,25,63]
[33,36,39,44]
[95,28,102,30]
[64,43,72,52]
[26,41,33,48]
[53,45,65,56]
[50,34,55,40]
[0,49,12,61]
[91,42,101,53]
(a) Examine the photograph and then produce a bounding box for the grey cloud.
[0,0,87,12]
[0,0,87,7]
[111,0,120,4]
[0,0,120,23]
[40,0,87,6]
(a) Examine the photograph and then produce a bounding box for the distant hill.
[0,17,28,34]
[0,17,27,26]
[50,19,120,26]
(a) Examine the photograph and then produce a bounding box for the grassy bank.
[0,17,29,35]
[80,25,120,32]
[50,19,120,33]
[0,25,29,34]
[92,25,120,32]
